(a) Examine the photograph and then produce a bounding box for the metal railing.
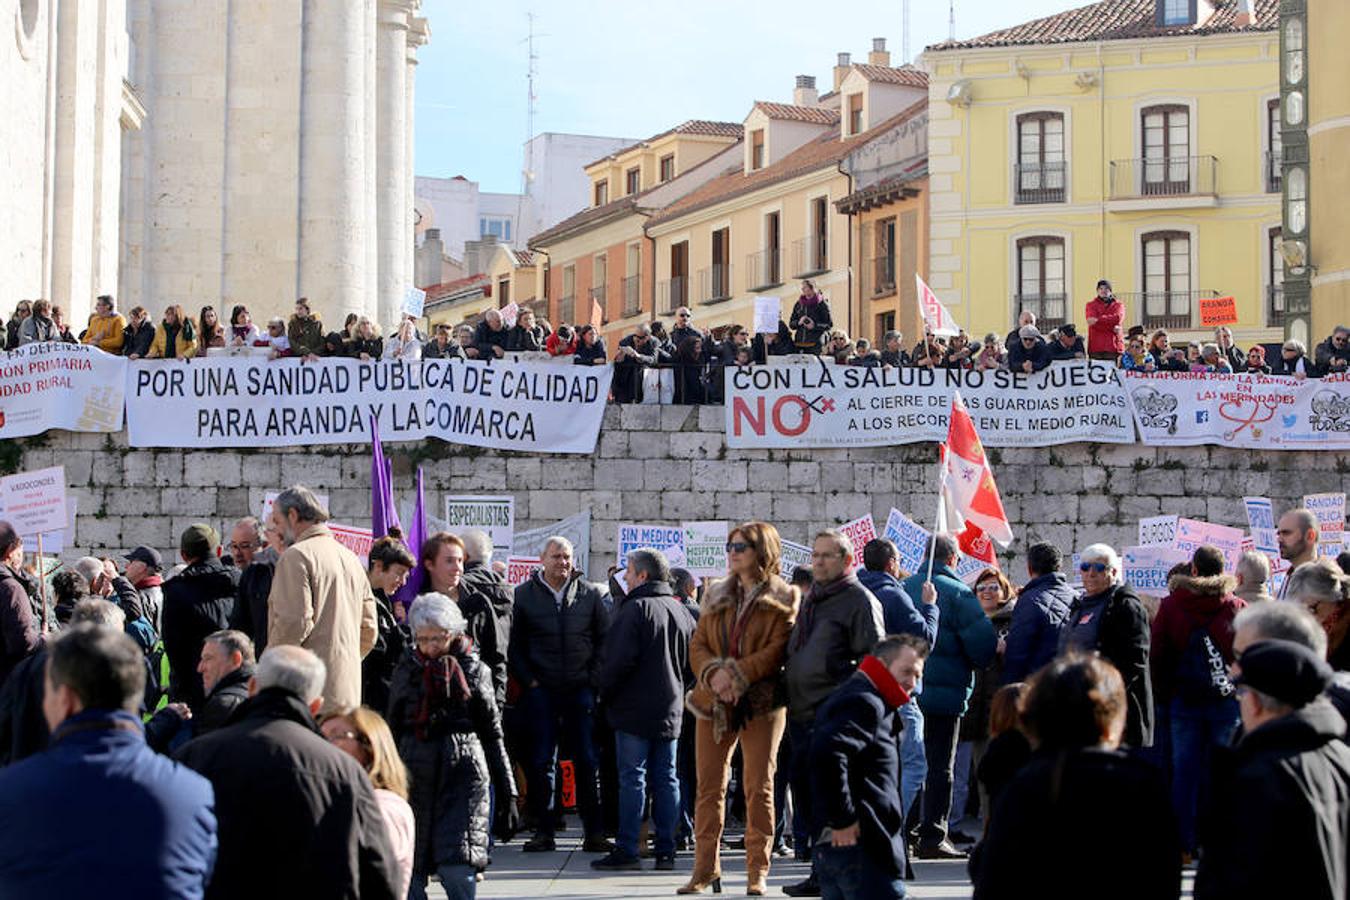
[1013,161,1066,204]
[1268,284,1285,328]
[656,277,687,314]
[791,235,828,276]
[697,264,733,304]
[622,275,641,318]
[1265,150,1283,194]
[588,284,606,309]
[559,294,575,326]
[868,255,896,297]
[1012,294,1068,330]
[1108,156,1218,199]
[746,248,782,291]
[1118,290,1222,331]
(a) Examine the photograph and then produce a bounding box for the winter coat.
[673,351,709,404]
[1046,337,1086,361]
[881,348,912,368]
[161,557,239,712]
[0,646,45,763]
[598,579,696,740]
[789,297,833,351]
[383,336,421,361]
[687,575,797,730]
[509,571,610,691]
[811,663,910,877]
[422,337,464,360]
[0,564,39,688]
[196,324,225,355]
[361,590,406,715]
[386,642,516,873]
[112,574,163,633]
[1150,573,1246,705]
[350,335,384,359]
[975,728,1031,810]
[229,550,276,654]
[1002,571,1076,683]
[574,337,607,365]
[17,315,58,345]
[963,600,1016,742]
[0,709,216,899]
[194,663,253,737]
[751,324,793,363]
[1196,700,1350,900]
[1234,580,1274,606]
[1086,296,1125,355]
[506,324,543,352]
[266,524,379,714]
[545,332,576,356]
[122,320,156,357]
[82,312,126,354]
[426,583,507,708]
[971,748,1180,900]
[1120,350,1157,371]
[287,314,324,357]
[1315,336,1350,375]
[856,568,938,647]
[1274,352,1319,377]
[147,320,199,359]
[461,561,513,649]
[785,574,884,723]
[474,321,510,356]
[177,687,400,900]
[1006,337,1049,372]
[903,564,997,717]
[1060,583,1154,748]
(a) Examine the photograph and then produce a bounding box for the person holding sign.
[0,522,38,687]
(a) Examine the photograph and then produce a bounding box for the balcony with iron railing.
[657,276,687,314]
[867,255,896,298]
[622,275,641,318]
[1012,294,1068,330]
[746,248,782,291]
[1013,161,1066,204]
[1265,150,1283,194]
[791,235,828,277]
[1108,156,1218,208]
[588,283,607,312]
[559,294,575,326]
[1268,284,1285,328]
[1118,289,1223,331]
[697,264,733,304]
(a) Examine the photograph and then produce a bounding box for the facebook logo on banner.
[1196,410,1209,424]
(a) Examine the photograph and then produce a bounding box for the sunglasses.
[1079,562,1109,574]
[725,541,751,554]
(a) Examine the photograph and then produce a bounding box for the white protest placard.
[681,521,728,577]
[779,539,813,580]
[444,495,515,559]
[500,302,519,328]
[1303,492,1346,557]
[505,556,542,588]
[0,466,68,536]
[402,286,427,319]
[1138,515,1179,547]
[617,523,684,564]
[883,508,932,576]
[954,553,992,584]
[0,497,76,555]
[1244,497,1278,553]
[1172,518,1246,571]
[0,343,126,439]
[513,509,592,578]
[1122,545,1192,597]
[261,490,331,523]
[753,297,781,334]
[838,515,877,573]
[328,523,374,564]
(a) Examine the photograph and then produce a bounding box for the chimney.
[833,52,852,91]
[1233,0,1252,27]
[793,75,818,107]
[416,229,444,289]
[868,37,890,67]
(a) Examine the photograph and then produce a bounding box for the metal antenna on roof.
[949,0,956,41]
[516,12,543,247]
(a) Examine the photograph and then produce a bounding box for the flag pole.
[927,447,945,583]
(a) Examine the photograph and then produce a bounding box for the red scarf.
[412,636,473,740]
[858,655,910,710]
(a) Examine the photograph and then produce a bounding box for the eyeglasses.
[325,730,360,743]
[975,582,1003,592]
[414,630,452,648]
[725,541,751,554]
[1079,562,1109,574]
[227,541,258,552]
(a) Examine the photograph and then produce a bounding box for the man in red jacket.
[1086,279,1124,361]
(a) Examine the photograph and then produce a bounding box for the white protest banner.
[681,521,729,578]
[1122,545,1192,597]
[0,343,125,439]
[402,287,427,319]
[1125,370,1350,450]
[754,297,781,334]
[1244,497,1278,553]
[779,539,813,579]
[329,523,374,564]
[0,466,68,536]
[444,495,515,559]
[1172,518,1245,571]
[513,509,592,577]
[505,556,542,588]
[883,508,933,576]
[838,515,877,573]
[500,302,519,328]
[125,357,612,454]
[617,523,684,563]
[1304,492,1346,557]
[727,362,1132,449]
[261,490,331,523]
[1138,515,1179,547]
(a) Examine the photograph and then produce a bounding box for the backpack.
[125,617,170,719]
[1174,622,1235,704]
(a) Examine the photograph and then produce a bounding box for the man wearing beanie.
[1196,639,1350,900]
[161,524,240,712]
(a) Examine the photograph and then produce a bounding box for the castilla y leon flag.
[917,274,960,337]
[941,390,1013,556]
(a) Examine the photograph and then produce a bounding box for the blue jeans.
[951,740,974,825]
[409,862,477,900]
[524,685,602,836]
[898,699,926,821]
[615,730,679,858]
[817,844,906,900]
[1170,695,1239,851]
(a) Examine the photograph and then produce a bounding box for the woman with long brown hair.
[681,521,798,896]
[146,304,198,359]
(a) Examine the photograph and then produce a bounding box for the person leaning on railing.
[82,295,126,354]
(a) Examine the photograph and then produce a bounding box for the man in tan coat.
[266,485,377,713]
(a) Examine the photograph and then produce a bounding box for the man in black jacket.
[611,324,660,403]
[1197,640,1350,900]
[161,524,239,712]
[146,629,256,751]
[176,645,401,900]
[591,549,696,872]
[1002,542,1076,684]
[812,635,928,900]
[511,536,612,852]
[460,529,514,698]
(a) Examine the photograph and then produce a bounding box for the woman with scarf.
[789,280,833,353]
[682,521,798,896]
[146,304,198,359]
[388,593,517,900]
[17,299,58,345]
[196,306,226,356]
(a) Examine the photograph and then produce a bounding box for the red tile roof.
[527,196,642,249]
[510,249,537,267]
[424,273,489,304]
[752,102,841,125]
[851,63,929,88]
[648,99,927,227]
[928,0,1276,50]
[587,120,743,168]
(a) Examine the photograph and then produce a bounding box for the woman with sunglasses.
[682,521,798,896]
[1058,544,1155,750]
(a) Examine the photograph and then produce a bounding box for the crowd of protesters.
[0,484,1347,899]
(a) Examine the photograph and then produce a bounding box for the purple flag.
[371,414,401,540]
[391,465,427,610]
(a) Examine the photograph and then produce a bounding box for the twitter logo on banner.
[1283,414,1298,427]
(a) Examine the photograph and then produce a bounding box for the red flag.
[958,523,998,566]
[942,391,1013,547]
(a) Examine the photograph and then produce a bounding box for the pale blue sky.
[414,0,1081,193]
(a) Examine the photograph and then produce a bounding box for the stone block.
[597,460,645,491]
[327,488,369,521]
[592,521,620,553]
[1083,467,1110,492]
[1134,468,1185,496]
[77,516,123,550]
[1019,494,1078,524]
[669,432,724,461]
[1094,444,1156,468]
[598,431,630,459]
[1022,523,1075,553]
[698,405,725,432]
[1156,496,1208,518]
[217,487,252,519]
[67,486,103,519]
[787,462,820,488]
[619,405,662,431]
[772,493,824,523]
[643,460,691,491]
[1078,494,1119,526]
[153,452,185,487]
[1156,446,1210,468]
[1273,469,1343,499]
[61,451,95,486]
[122,515,173,548]
[1051,444,1096,467]
[602,405,623,430]
[450,457,507,491]
[627,431,670,459]
[505,457,543,490]
[853,463,896,494]
[280,454,341,488]
[661,406,696,431]
[691,460,748,492]
[549,460,594,491]
[160,487,219,517]
[339,455,371,487]
[1036,466,1084,495]
[590,490,622,520]
[531,490,584,522]
[818,461,855,492]
[1105,469,1138,496]
[1206,495,1248,528]
[183,452,243,487]
[748,461,790,486]
[240,454,281,487]
[620,491,662,521]
[824,492,873,521]
[1117,495,1161,519]
[661,491,712,520]
[105,487,158,516]
[714,492,761,522]
[122,452,156,487]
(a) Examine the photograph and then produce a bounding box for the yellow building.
[921,0,1281,346]
[484,246,547,320]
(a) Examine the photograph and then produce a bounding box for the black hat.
[124,546,163,571]
[1059,323,1077,337]
[1097,279,1112,290]
[1235,639,1332,708]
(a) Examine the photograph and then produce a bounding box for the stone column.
[406,16,429,288]
[50,0,97,313]
[376,0,413,330]
[298,0,368,324]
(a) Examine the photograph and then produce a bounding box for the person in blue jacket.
[1001,542,1077,684]
[903,534,997,861]
[0,623,217,899]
